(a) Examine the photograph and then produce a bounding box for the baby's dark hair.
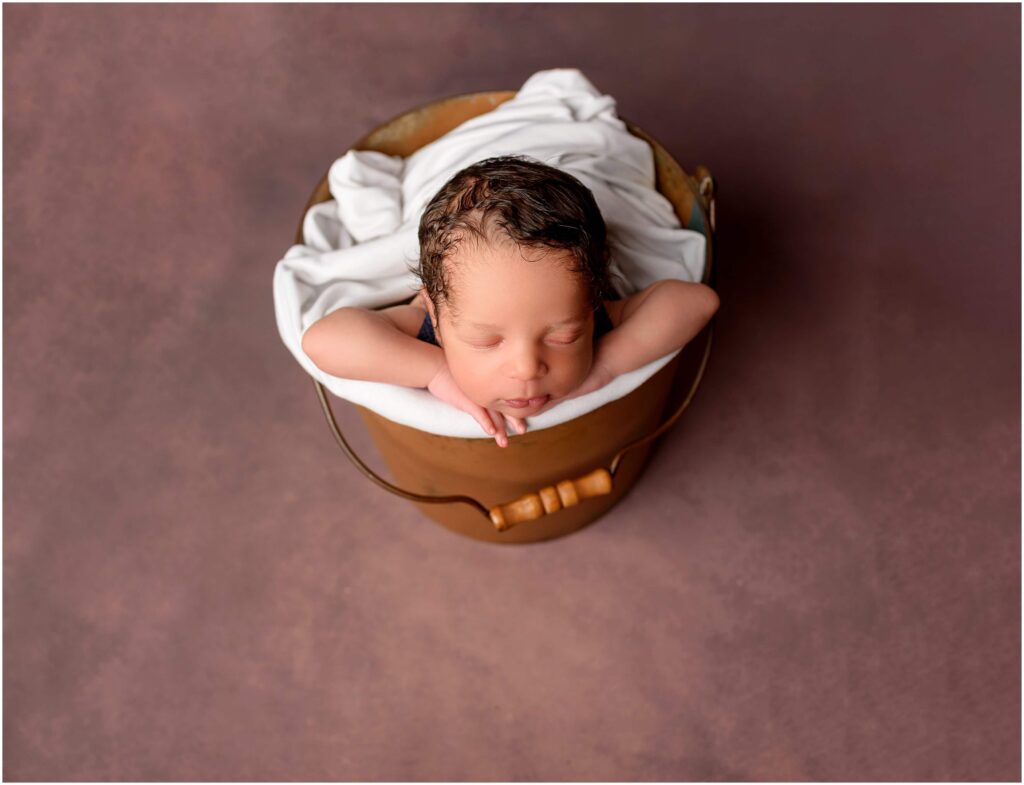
[410,154,623,322]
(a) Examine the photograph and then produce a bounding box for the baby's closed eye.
[548,333,582,345]
[470,332,582,349]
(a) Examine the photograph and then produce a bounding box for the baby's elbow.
[666,279,719,317]
[301,322,331,370]
[703,285,720,317]
[301,324,317,358]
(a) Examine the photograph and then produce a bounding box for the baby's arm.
[302,303,522,446]
[598,280,720,379]
[301,304,444,388]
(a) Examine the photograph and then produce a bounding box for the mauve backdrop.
[3,3,1019,781]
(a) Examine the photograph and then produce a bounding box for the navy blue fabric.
[416,311,440,346]
[416,301,615,347]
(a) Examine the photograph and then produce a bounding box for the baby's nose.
[506,350,546,380]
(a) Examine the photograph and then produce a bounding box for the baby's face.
[423,238,595,416]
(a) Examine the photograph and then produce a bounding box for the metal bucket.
[296,90,717,544]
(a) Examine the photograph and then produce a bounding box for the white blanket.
[273,68,706,438]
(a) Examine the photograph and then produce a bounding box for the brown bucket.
[296,90,718,545]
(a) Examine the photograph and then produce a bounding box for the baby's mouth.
[503,395,550,410]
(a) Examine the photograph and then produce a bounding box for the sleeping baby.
[301,155,719,448]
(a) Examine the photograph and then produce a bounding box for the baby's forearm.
[598,281,719,377]
[301,308,445,388]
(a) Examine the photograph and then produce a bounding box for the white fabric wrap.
[272,68,707,438]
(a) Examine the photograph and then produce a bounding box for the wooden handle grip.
[488,468,613,532]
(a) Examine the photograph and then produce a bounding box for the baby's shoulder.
[377,296,429,338]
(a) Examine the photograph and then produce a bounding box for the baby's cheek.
[570,350,595,381]
[450,360,494,401]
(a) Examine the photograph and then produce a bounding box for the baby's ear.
[420,289,436,320]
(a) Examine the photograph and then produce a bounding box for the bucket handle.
[308,168,716,533]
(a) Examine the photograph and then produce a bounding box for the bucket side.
[356,355,681,543]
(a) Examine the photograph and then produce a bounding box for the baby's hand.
[485,408,528,447]
[426,361,526,448]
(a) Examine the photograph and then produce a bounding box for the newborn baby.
[302,155,719,447]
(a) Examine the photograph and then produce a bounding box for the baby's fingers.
[509,415,527,435]
[488,409,510,448]
[470,409,497,438]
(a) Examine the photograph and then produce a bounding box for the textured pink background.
[4,3,1020,781]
